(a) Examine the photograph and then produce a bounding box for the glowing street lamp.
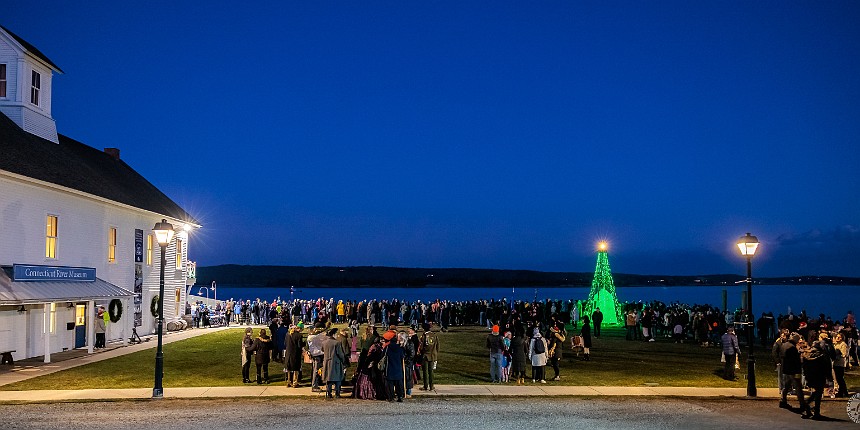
[737,232,759,397]
[152,219,174,399]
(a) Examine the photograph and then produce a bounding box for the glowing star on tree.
[582,241,622,326]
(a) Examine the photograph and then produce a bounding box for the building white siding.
[0,31,59,143]
[0,172,192,360]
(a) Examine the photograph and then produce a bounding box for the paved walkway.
[0,325,783,402]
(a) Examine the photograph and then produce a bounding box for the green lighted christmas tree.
[582,242,621,326]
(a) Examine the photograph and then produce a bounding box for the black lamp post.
[737,232,760,397]
[152,219,174,399]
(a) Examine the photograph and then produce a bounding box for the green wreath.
[108,298,123,323]
[150,295,160,317]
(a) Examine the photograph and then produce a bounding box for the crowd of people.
[226,294,856,412]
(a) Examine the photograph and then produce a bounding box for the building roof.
[0,113,199,225]
[0,267,133,305]
[0,25,63,73]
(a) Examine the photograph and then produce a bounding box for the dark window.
[30,70,40,106]
[0,64,6,98]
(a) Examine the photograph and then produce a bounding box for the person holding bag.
[721,326,740,380]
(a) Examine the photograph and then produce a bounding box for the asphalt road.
[2,397,857,430]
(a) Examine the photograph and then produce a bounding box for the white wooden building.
[0,25,200,363]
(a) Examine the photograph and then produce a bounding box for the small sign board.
[13,264,96,282]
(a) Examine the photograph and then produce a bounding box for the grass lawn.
[3,325,859,390]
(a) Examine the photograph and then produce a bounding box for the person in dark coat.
[581,316,593,361]
[322,328,348,399]
[383,331,407,402]
[591,308,603,338]
[510,325,528,385]
[272,318,286,362]
[802,337,832,420]
[353,337,385,400]
[283,324,304,387]
[251,328,272,384]
[779,333,810,416]
[547,325,566,381]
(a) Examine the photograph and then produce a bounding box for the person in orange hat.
[487,324,505,383]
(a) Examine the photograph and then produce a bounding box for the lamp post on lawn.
[737,232,760,397]
[152,219,175,399]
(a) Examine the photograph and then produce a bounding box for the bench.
[0,350,14,365]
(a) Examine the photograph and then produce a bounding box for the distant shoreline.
[195,264,860,289]
[208,282,860,289]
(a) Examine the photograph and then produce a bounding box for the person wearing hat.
[241,327,254,383]
[382,329,406,402]
[721,326,740,380]
[486,325,506,383]
[322,328,347,399]
[529,327,548,383]
[419,322,439,390]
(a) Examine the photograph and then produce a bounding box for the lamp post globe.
[152,219,174,399]
[737,232,759,397]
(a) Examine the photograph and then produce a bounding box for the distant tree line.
[195,265,860,288]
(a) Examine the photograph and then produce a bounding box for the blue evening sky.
[5,2,859,276]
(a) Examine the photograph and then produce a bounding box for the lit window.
[45,215,58,259]
[175,288,181,316]
[0,64,6,98]
[146,234,153,265]
[30,70,40,106]
[75,305,86,326]
[108,227,117,263]
[175,238,183,269]
[49,303,56,333]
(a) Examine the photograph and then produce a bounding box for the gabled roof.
[0,25,63,73]
[0,113,199,225]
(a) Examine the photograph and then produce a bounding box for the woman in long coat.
[510,326,528,385]
[529,327,548,383]
[283,325,304,387]
[353,337,385,400]
[581,315,593,361]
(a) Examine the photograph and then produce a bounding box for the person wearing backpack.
[529,327,548,383]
